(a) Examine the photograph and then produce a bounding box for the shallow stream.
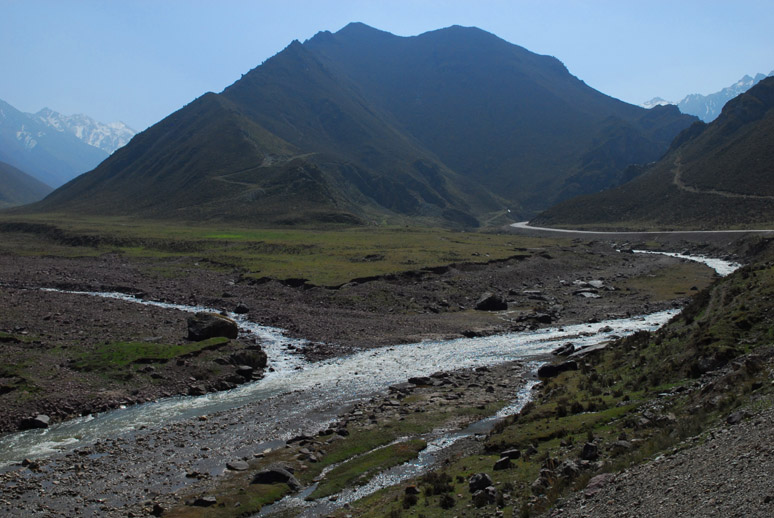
[0,252,740,478]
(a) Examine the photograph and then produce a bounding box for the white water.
[632,250,741,277]
[0,253,737,467]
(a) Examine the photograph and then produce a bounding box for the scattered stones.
[583,473,614,498]
[726,410,745,425]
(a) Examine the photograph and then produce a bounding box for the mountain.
[534,76,774,229]
[35,108,135,154]
[0,160,52,208]
[679,72,773,122]
[0,99,109,187]
[643,72,773,123]
[642,97,673,109]
[28,23,695,226]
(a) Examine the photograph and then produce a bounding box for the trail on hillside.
[671,154,774,200]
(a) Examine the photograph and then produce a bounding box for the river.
[0,252,740,516]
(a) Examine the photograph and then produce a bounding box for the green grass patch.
[0,214,557,286]
[164,477,290,518]
[310,439,427,499]
[71,337,228,371]
[619,261,715,301]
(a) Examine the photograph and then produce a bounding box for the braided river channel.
[0,251,740,515]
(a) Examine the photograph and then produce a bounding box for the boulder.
[501,449,521,460]
[537,360,578,378]
[192,496,217,507]
[581,442,599,461]
[236,365,254,379]
[475,292,507,311]
[234,303,250,314]
[20,414,50,430]
[226,460,249,471]
[187,312,238,341]
[551,343,575,356]
[251,466,301,490]
[404,485,421,495]
[472,486,497,507]
[408,376,433,386]
[469,472,493,492]
[231,348,268,369]
[493,457,512,470]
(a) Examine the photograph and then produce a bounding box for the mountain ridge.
[24,23,696,226]
[534,76,774,229]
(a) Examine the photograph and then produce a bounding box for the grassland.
[0,213,554,286]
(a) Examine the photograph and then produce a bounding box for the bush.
[439,493,455,509]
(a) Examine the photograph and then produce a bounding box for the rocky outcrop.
[187,312,239,341]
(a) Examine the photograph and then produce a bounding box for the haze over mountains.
[0,160,52,209]
[644,71,774,122]
[28,23,696,227]
[0,99,135,188]
[535,76,774,229]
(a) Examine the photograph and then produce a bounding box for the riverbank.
[0,239,716,433]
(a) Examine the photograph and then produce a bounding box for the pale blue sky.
[2,0,773,130]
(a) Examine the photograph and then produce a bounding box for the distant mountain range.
[27,23,695,227]
[535,76,774,229]
[0,99,135,187]
[0,160,52,208]
[35,108,135,155]
[644,71,773,122]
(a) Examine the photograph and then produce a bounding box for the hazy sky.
[3,0,773,131]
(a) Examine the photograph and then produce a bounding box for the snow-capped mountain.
[642,97,673,109]
[0,98,108,187]
[643,71,774,122]
[36,108,135,154]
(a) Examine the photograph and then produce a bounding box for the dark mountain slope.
[28,23,694,226]
[0,160,52,208]
[533,77,774,229]
[0,99,108,187]
[306,23,695,211]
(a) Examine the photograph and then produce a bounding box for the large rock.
[469,472,493,492]
[537,360,578,378]
[475,292,507,311]
[20,414,50,430]
[581,442,599,461]
[472,486,497,507]
[251,466,301,490]
[187,312,239,341]
[493,457,512,470]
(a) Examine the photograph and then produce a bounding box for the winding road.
[510,221,774,236]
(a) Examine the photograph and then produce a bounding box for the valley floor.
[0,222,755,517]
